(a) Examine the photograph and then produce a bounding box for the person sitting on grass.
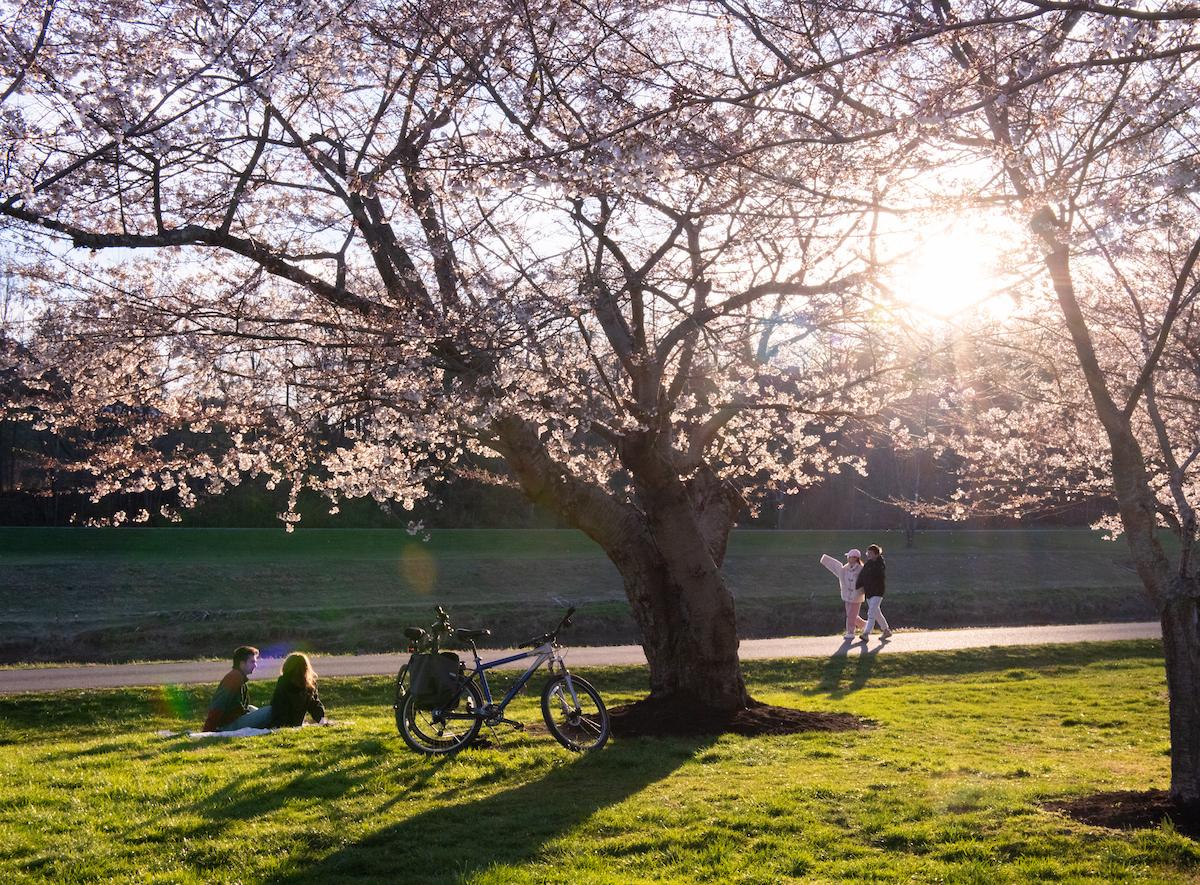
[202,645,272,732]
[269,653,326,728]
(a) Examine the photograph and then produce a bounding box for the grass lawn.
[0,640,1194,883]
[0,528,1155,663]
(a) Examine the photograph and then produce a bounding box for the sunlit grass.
[1,640,1194,883]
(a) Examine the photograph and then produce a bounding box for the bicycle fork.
[550,654,584,713]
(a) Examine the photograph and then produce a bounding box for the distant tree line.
[0,409,1105,531]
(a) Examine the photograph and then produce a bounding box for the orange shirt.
[202,669,248,731]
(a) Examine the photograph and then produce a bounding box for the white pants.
[844,600,867,637]
[861,596,890,637]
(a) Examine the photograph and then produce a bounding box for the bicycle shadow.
[806,640,885,700]
[268,736,714,883]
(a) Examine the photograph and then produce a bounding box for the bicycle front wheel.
[541,674,609,752]
[399,679,483,755]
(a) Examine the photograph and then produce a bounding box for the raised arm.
[819,554,842,577]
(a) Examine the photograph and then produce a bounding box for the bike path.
[0,621,1161,695]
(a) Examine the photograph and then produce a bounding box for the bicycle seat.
[454,628,492,642]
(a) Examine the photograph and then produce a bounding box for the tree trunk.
[1161,584,1200,805]
[492,416,750,713]
[1044,245,1200,804]
[603,488,749,712]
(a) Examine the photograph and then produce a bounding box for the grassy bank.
[0,528,1153,663]
[0,641,1192,882]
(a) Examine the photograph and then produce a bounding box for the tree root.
[1045,790,1200,838]
[608,694,867,738]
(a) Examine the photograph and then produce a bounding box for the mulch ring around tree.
[1045,791,1200,839]
[608,696,867,738]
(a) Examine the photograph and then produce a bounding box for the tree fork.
[492,416,749,715]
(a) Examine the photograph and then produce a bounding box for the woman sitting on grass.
[269,653,326,728]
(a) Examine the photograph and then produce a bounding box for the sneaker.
[881,629,893,640]
[857,634,870,643]
[842,633,855,641]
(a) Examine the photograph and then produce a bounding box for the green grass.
[0,528,1154,663]
[0,641,1192,883]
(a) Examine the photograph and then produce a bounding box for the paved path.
[0,621,1161,695]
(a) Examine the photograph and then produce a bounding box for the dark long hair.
[280,652,316,690]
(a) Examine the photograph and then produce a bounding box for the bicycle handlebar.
[518,606,577,648]
[411,605,576,652]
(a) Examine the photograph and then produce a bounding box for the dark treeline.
[0,414,1105,531]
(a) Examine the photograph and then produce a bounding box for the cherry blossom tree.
[0,0,911,716]
[710,0,1200,796]
[863,0,1200,802]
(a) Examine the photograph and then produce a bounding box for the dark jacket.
[856,557,886,598]
[202,669,249,732]
[269,677,325,728]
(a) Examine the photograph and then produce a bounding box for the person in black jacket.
[855,544,893,643]
[269,653,326,728]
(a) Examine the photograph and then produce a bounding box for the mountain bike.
[394,606,609,755]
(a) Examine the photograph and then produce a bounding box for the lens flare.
[399,544,437,595]
[150,683,196,721]
[260,643,293,661]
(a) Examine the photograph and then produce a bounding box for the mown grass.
[0,528,1154,663]
[0,640,1193,883]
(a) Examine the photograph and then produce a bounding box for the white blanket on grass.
[157,719,348,739]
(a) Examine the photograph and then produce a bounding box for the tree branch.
[2,205,385,318]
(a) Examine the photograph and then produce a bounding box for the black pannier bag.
[408,651,462,710]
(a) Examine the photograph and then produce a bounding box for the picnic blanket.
[157,719,348,739]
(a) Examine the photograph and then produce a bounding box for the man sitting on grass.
[202,645,272,731]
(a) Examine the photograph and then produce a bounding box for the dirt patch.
[1045,790,1200,838]
[609,695,867,738]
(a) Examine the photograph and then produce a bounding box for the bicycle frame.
[443,640,584,720]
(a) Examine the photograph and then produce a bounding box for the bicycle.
[394,606,610,755]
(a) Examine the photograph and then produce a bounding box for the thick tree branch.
[1,204,384,318]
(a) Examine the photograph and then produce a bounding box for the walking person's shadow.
[807,638,883,700]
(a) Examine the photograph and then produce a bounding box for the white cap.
[845,548,862,560]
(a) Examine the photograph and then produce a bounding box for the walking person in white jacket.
[820,549,867,640]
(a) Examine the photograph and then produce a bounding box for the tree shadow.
[112,739,395,853]
[195,753,383,822]
[268,736,713,883]
[35,735,145,763]
[806,641,884,699]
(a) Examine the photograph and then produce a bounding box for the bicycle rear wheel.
[399,679,483,755]
[392,665,410,736]
[541,674,609,752]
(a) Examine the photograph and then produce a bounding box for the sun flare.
[888,221,1020,323]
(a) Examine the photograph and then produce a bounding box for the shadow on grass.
[114,735,427,854]
[808,641,884,699]
[734,638,1164,699]
[268,736,712,884]
[192,751,384,823]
